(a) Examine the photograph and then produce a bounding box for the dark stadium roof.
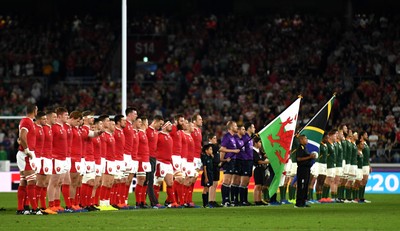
[2,0,400,17]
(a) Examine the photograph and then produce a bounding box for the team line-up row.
[15,104,371,215]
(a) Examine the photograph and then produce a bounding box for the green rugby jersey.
[317,142,328,164]
[362,142,370,166]
[326,142,336,168]
[341,140,348,165]
[350,142,358,166]
[345,139,352,164]
[357,151,364,169]
[335,141,343,167]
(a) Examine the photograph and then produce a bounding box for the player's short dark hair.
[125,107,137,115]
[114,114,125,123]
[140,116,148,122]
[82,110,94,117]
[328,129,338,136]
[191,114,200,122]
[55,107,68,116]
[69,111,82,119]
[98,114,109,122]
[174,113,184,122]
[26,104,37,114]
[35,111,46,120]
[45,108,55,115]
[253,136,261,144]
[153,115,164,122]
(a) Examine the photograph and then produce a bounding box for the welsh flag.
[299,95,335,153]
[259,97,301,198]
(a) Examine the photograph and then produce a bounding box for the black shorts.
[238,160,253,177]
[253,167,266,185]
[201,172,213,187]
[212,164,220,181]
[223,159,237,174]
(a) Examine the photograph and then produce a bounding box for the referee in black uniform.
[295,135,317,208]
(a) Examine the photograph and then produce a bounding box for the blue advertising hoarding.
[366,172,400,194]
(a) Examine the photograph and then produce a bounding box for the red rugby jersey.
[113,127,125,161]
[181,131,188,159]
[100,133,107,158]
[146,126,158,158]
[52,123,67,160]
[18,117,36,151]
[131,129,139,161]
[103,131,115,161]
[137,129,149,162]
[70,126,82,161]
[92,136,102,164]
[42,124,53,159]
[34,124,44,158]
[156,131,173,164]
[63,123,72,157]
[81,125,94,161]
[186,132,195,162]
[123,120,134,155]
[170,125,182,156]
[191,127,202,159]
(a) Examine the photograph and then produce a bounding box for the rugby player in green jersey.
[315,133,328,202]
[359,131,371,203]
[321,130,337,203]
[344,132,359,203]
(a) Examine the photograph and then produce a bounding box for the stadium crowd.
[1,14,400,164]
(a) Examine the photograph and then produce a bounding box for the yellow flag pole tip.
[333,92,337,96]
[298,94,303,98]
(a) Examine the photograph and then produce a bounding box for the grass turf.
[1,193,399,230]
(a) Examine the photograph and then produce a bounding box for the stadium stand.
[1,13,400,163]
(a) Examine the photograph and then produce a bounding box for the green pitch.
[1,193,399,230]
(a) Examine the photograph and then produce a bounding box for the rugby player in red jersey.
[98,116,118,211]
[113,115,128,209]
[155,121,180,208]
[37,110,58,214]
[60,114,73,211]
[16,104,40,215]
[68,111,85,211]
[136,117,152,208]
[146,115,164,208]
[123,108,138,206]
[169,114,185,207]
[80,111,103,211]
[184,121,197,207]
[34,111,57,214]
[191,114,203,172]
[48,107,70,213]
[91,118,104,207]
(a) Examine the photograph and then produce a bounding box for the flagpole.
[258,95,303,134]
[298,94,335,134]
